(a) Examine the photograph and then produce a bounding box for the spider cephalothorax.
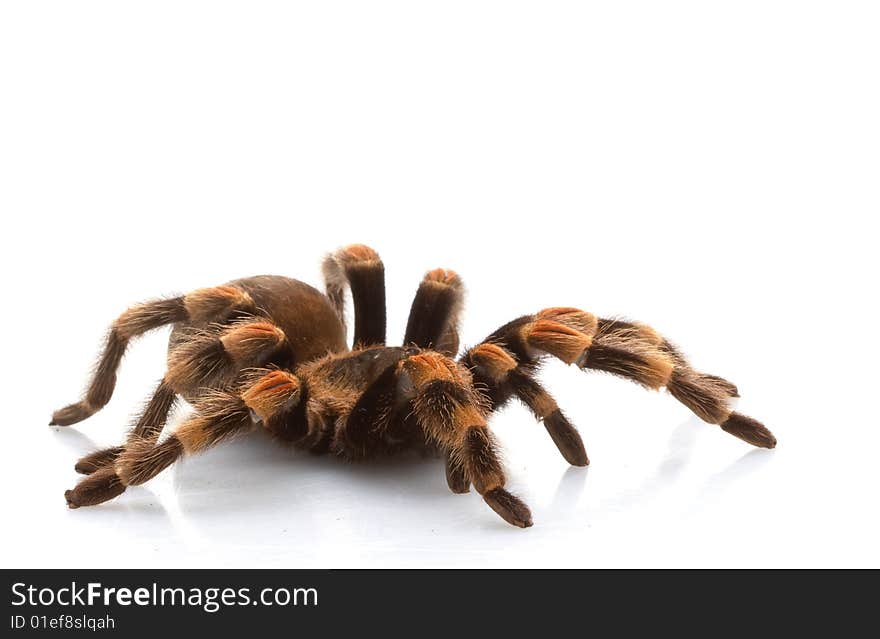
[54,244,775,527]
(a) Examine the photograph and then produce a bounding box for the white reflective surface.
[8,342,877,568]
[1,1,877,568]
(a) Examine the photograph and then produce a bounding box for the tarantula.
[54,244,776,527]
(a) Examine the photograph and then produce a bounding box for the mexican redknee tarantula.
[54,244,776,527]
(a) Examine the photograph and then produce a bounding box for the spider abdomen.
[229,275,346,362]
[165,275,347,401]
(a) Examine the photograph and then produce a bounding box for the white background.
[1,2,877,568]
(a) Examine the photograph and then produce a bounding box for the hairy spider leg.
[51,285,256,426]
[74,379,178,476]
[403,268,464,356]
[404,352,533,527]
[323,244,387,348]
[164,318,291,391]
[462,307,775,466]
[70,312,294,479]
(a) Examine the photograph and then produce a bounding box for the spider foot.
[483,488,533,528]
[50,402,94,426]
[445,460,471,494]
[64,467,126,508]
[74,446,124,475]
[720,412,777,449]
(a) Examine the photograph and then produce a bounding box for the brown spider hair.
[55,244,775,528]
